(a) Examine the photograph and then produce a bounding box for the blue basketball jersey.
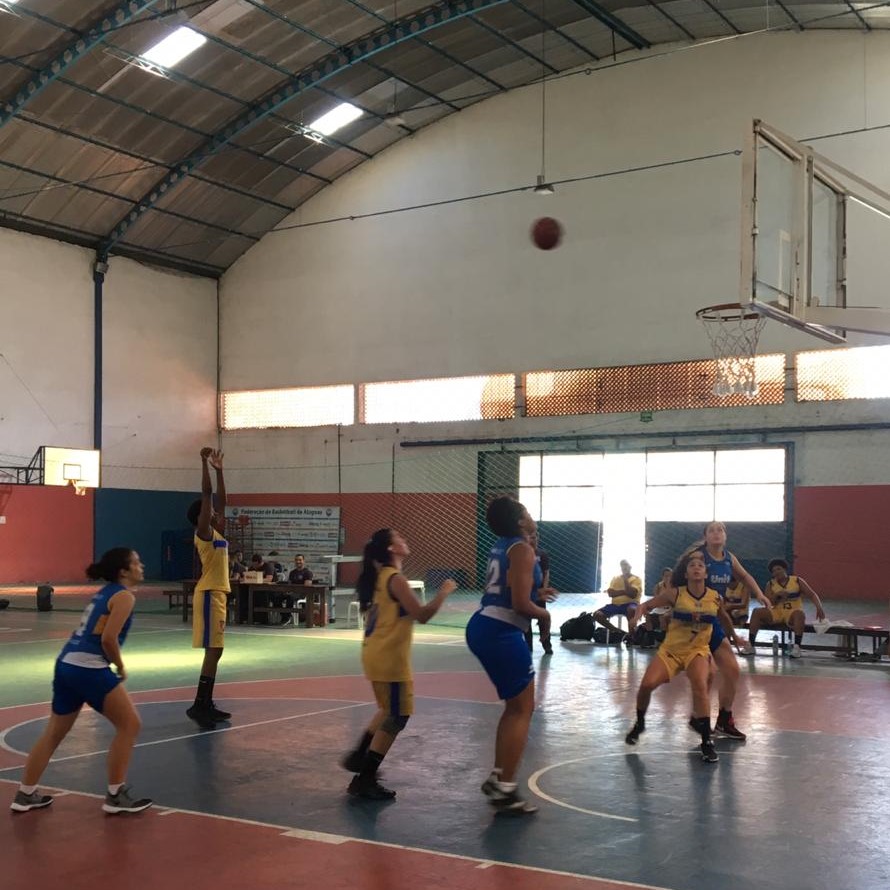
[480,536,542,613]
[59,583,132,668]
[703,549,734,599]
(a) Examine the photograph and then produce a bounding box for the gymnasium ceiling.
[0,0,886,278]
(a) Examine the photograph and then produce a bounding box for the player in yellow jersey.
[340,528,455,800]
[746,558,826,658]
[185,447,231,729]
[624,550,723,763]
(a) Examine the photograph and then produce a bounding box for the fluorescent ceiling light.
[141,27,206,68]
[308,102,362,137]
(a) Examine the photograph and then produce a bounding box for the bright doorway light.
[141,27,207,68]
[308,102,362,136]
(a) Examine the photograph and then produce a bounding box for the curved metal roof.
[0,0,883,277]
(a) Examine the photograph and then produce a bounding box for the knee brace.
[381,714,410,736]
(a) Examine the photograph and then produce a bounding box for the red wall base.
[794,485,890,602]
[0,485,93,583]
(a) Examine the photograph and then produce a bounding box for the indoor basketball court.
[2,2,890,889]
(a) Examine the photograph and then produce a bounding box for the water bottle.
[771,634,779,656]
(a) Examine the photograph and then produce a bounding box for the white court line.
[0,692,495,762]
[0,669,487,713]
[0,628,184,646]
[0,776,677,890]
[0,698,370,763]
[0,628,31,633]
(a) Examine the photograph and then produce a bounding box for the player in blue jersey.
[466,496,555,815]
[10,548,152,815]
[692,521,770,741]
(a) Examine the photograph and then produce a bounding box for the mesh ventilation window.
[221,385,354,430]
[797,344,890,402]
[362,375,515,424]
[525,356,785,416]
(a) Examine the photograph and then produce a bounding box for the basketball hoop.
[696,303,766,398]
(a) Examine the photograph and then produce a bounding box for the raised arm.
[196,448,214,541]
[388,574,456,624]
[207,449,226,534]
[798,576,826,620]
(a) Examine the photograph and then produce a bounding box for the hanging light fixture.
[533,0,554,195]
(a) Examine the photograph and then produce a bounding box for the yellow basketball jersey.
[194,529,230,593]
[663,585,720,653]
[361,566,414,682]
[724,580,746,606]
[766,575,801,608]
[608,574,642,606]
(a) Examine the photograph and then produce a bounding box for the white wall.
[0,228,218,490]
[221,31,890,392]
[102,257,218,490]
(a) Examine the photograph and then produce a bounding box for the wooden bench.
[162,589,183,610]
[750,622,889,661]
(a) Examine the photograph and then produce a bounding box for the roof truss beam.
[569,0,650,50]
[0,0,161,129]
[101,0,511,256]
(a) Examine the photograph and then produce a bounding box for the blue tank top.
[58,583,132,667]
[480,536,542,611]
[703,549,734,599]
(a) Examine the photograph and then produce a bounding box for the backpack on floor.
[592,626,626,645]
[560,612,596,641]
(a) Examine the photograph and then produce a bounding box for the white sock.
[108,783,123,796]
[494,779,517,793]
[19,784,37,795]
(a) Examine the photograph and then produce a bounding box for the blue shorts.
[598,602,637,619]
[52,661,121,715]
[466,612,534,701]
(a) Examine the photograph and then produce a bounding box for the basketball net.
[696,303,766,398]
[69,479,87,497]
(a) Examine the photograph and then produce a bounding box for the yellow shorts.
[192,589,227,649]
[371,680,414,717]
[770,603,802,626]
[657,645,710,680]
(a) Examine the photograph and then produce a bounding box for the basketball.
[531,216,562,250]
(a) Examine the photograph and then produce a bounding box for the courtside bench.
[749,621,889,661]
[162,589,183,610]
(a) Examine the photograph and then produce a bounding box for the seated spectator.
[278,555,314,627]
[268,551,286,581]
[723,579,750,627]
[229,550,247,580]
[594,560,641,640]
[745,559,826,659]
[249,554,274,581]
[288,554,314,585]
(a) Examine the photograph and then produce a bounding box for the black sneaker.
[491,789,538,816]
[347,774,396,800]
[700,740,718,763]
[186,704,216,730]
[10,790,53,812]
[102,785,153,814]
[714,715,747,741]
[340,750,364,773]
[625,719,645,745]
[209,702,231,721]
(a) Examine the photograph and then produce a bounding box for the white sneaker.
[738,639,755,656]
[789,644,802,658]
